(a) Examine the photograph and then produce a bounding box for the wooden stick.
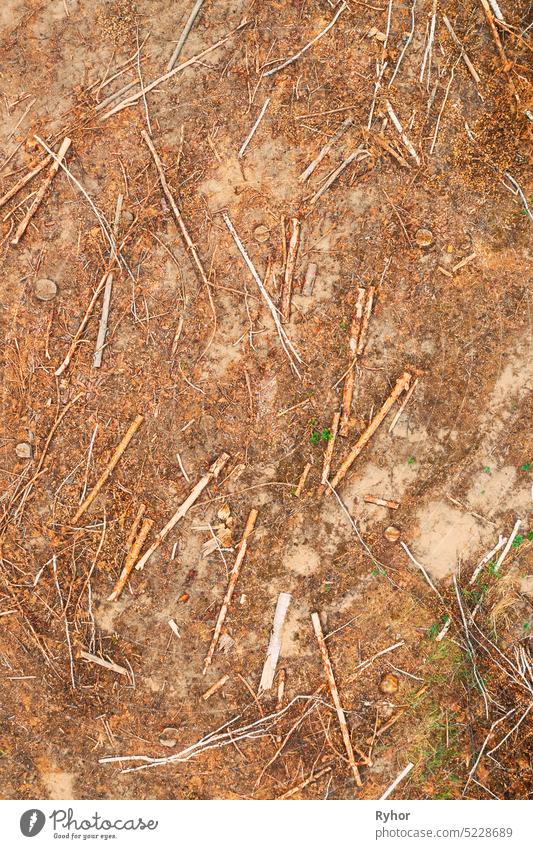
[357,285,375,357]
[93,194,123,369]
[101,22,248,120]
[295,462,312,497]
[107,518,154,601]
[202,673,229,701]
[340,287,366,437]
[125,503,146,550]
[11,137,71,245]
[238,97,270,159]
[264,3,347,77]
[72,415,144,523]
[364,495,399,509]
[371,132,410,168]
[0,154,51,209]
[259,593,292,692]
[79,650,128,677]
[142,131,211,291]
[311,612,362,786]
[442,15,481,85]
[321,412,340,485]
[494,518,522,572]
[135,453,230,572]
[203,508,258,673]
[380,761,414,800]
[276,668,286,711]
[167,0,205,71]
[299,118,352,183]
[55,270,109,376]
[222,213,302,376]
[330,371,411,490]
[479,0,515,91]
[310,148,369,205]
[281,217,300,321]
[385,102,420,165]
[388,376,419,433]
[278,766,332,799]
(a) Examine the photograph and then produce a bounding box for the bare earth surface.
[0,0,531,801]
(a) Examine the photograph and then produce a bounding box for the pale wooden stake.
[203,508,258,673]
[329,371,411,490]
[135,453,230,573]
[11,137,71,245]
[202,674,229,701]
[80,650,128,677]
[107,518,154,601]
[311,612,362,786]
[363,495,399,509]
[72,415,144,523]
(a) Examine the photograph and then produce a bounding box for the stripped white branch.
[264,3,347,77]
[167,0,205,71]
[380,762,414,800]
[238,97,270,158]
[494,518,522,572]
[259,593,292,692]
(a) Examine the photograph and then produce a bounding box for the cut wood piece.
[135,452,230,572]
[73,415,144,523]
[388,376,419,434]
[0,154,51,209]
[259,593,292,693]
[302,262,317,296]
[55,270,110,376]
[167,0,205,70]
[125,503,146,550]
[295,462,312,497]
[380,761,414,800]
[281,217,301,321]
[340,287,366,437]
[92,272,113,368]
[310,148,369,205]
[311,611,362,787]
[107,517,154,601]
[79,650,128,676]
[321,412,340,485]
[364,495,400,509]
[11,137,71,246]
[385,101,420,165]
[203,508,258,673]
[299,117,353,183]
[277,765,332,799]
[330,371,411,490]
[202,674,229,701]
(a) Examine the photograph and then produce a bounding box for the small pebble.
[379,673,399,694]
[384,525,401,542]
[253,224,270,243]
[15,442,32,459]
[34,278,58,301]
[159,727,180,748]
[415,228,433,248]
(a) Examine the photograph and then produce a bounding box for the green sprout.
[371,566,387,577]
[512,535,525,549]
[483,466,491,473]
[407,456,416,465]
[521,463,531,472]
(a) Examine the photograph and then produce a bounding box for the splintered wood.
[329,371,411,490]
[311,612,362,787]
[73,415,144,523]
[281,217,300,321]
[203,508,258,674]
[340,286,372,437]
[134,453,230,572]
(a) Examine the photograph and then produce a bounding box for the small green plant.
[512,535,525,549]
[520,463,531,472]
[339,319,348,330]
[427,614,450,640]
[483,465,491,473]
[407,455,416,465]
[528,532,533,541]
[486,560,502,579]
[523,622,531,631]
[371,565,387,577]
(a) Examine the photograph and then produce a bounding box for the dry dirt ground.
[0,0,532,801]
